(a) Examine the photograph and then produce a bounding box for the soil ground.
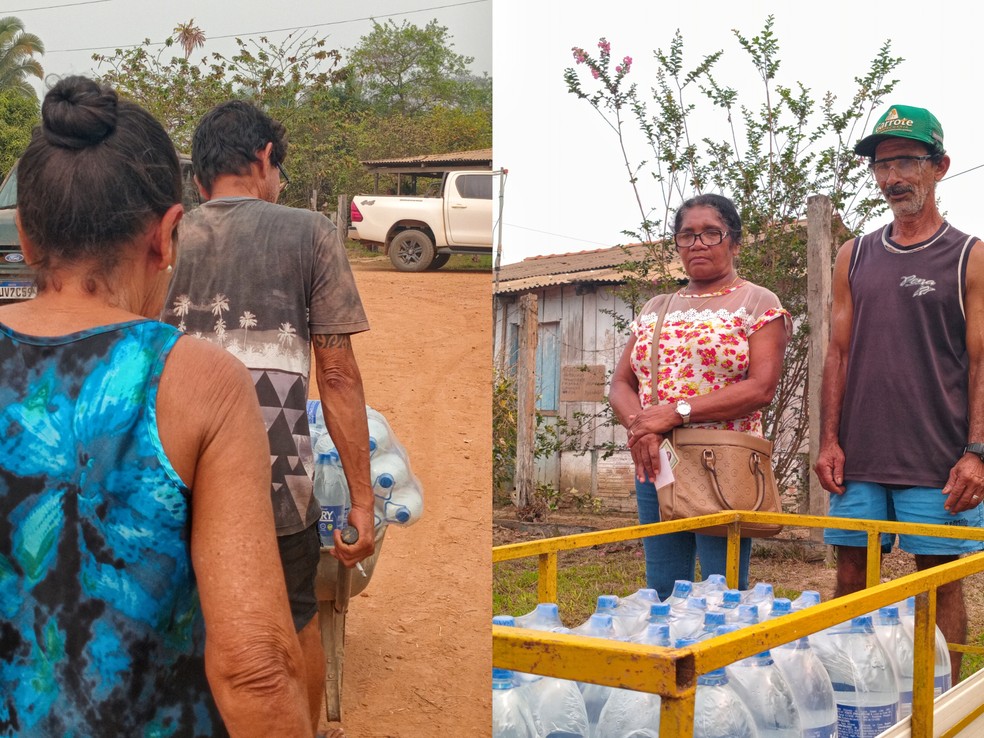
[314,257,492,737]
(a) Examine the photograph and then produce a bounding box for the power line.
[2,0,109,12]
[46,0,488,54]
[942,163,984,182]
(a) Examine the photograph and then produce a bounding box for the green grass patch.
[344,238,380,259]
[447,253,492,270]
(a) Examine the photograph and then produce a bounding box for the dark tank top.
[840,222,977,487]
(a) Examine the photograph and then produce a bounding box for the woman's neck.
[683,271,740,295]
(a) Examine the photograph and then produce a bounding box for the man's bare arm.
[313,333,375,565]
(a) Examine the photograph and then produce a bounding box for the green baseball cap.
[854,104,945,158]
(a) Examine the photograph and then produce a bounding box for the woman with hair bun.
[0,76,311,736]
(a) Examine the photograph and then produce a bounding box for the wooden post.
[806,195,834,542]
[515,293,539,509]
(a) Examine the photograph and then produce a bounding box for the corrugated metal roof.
[361,148,493,169]
[494,243,684,294]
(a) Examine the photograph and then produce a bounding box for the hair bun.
[41,75,118,149]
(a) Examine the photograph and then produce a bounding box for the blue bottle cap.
[394,507,410,523]
[493,615,516,627]
[772,598,792,614]
[376,472,395,489]
[536,603,559,618]
[597,595,618,612]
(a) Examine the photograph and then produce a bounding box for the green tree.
[562,18,903,496]
[0,16,43,99]
[0,89,38,177]
[345,19,481,114]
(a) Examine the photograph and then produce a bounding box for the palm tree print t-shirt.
[163,197,369,535]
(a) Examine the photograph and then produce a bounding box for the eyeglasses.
[276,161,290,193]
[673,229,732,251]
[868,155,933,179]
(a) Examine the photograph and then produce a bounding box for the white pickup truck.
[350,169,493,272]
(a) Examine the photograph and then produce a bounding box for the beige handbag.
[659,427,783,537]
[647,293,783,538]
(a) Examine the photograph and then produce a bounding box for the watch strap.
[963,443,984,462]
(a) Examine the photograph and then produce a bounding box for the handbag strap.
[649,293,674,387]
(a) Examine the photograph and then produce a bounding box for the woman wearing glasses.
[609,193,791,598]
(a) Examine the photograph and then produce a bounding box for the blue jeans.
[636,477,751,600]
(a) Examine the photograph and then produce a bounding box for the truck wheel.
[427,254,451,270]
[389,230,435,272]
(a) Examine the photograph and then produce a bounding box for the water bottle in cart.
[314,452,349,547]
[727,647,801,737]
[683,636,757,738]
[899,596,952,696]
[874,605,914,719]
[515,603,565,631]
[493,668,538,738]
[770,633,837,738]
[816,615,899,738]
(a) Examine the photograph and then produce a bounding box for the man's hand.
[330,504,375,567]
[815,441,847,494]
[942,455,984,514]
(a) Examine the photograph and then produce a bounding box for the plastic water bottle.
[516,603,565,632]
[570,614,619,733]
[770,632,836,738]
[370,451,410,491]
[524,676,590,738]
[620,588,660,613]
[306,399,328,450]
[816,615,899,737]
[899,596,951,696]
[664,580,693,608]
[697,612,727,641]
[667,599,705,642]
[727,648,800,737]
[694,574,728,606]
[873,605,914,719]
[684,637,757,738]
[493,668,538,738]
[594,624,666,738]
[792,590,822,611]
[734,604,760,627]
[714,589,742,618]
[742,582,775,617]
[366,407,392,454]
[313,453,349,546]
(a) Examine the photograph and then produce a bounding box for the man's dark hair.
[673,193,743,244]
[17,75,181,289]
[192,100,288,194]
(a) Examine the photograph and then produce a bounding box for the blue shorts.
[824,481,984,555]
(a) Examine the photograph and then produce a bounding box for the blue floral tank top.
[0,320,227,737]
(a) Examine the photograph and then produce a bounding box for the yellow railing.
[492,512,984,738]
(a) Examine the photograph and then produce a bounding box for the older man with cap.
[815,104,984,684]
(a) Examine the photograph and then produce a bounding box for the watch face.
[677,401,691,415]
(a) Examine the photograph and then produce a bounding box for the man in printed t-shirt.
[163,100,375,733]
[815,104,984,684]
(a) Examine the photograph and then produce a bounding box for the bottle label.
[899,689,913,719]
[318,504,346,546]
[934,674,951,697]
[803,725,836,738]
[836,702,898,738]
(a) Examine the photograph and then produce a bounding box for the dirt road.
[316,259,492,737]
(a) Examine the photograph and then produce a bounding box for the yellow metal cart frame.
[492,512,984,738]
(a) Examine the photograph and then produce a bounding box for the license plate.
[0,283,36,300]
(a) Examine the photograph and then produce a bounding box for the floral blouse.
[629,280,791,437]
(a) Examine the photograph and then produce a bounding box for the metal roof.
[494,243,684,295]
[360,148,493,171]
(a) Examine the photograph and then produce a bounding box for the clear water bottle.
[370,451,410,491]
[816,615,899,737]
[620,588,660,614]
[664,580,693,608]
[306,399,328,450]
[694,574,728,606]
[524,676,590,738]
[366,406,392,455]
[667,599,705,642]
[742,582,775,617]
[874,605,914,719]
[714,589,742,619]
[791,590,822,611]
[571,613,619,734]
[770,633,836,738]
[696,612,727,641]
[493,668,538,738]
[516,603,565,632]
[595,666,662,738]
[683,637,757,738]
[734,604,760,627]
[899,596,952,696]
[313,452,349,547]
[727,648,800,737]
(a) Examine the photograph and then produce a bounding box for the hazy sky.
[493,1,983,264]
[17,0,491,92]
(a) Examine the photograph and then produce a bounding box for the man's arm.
[942,241,984,512]
[313,333,375,565]
[814,238,856,494]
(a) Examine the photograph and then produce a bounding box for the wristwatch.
[676,400,692,426]
[963,443,984,463]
